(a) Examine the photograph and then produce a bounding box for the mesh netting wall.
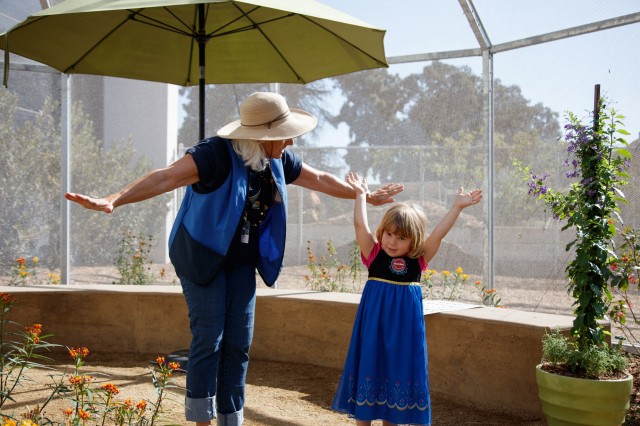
[2,3,639,315]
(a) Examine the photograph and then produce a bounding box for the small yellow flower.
[48,273,61,285]
[456,266,463,275]
[462,274,469,280]
[3,418,17,426]
[441,270,451,277]
[32,257,38,264]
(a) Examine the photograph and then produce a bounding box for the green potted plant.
[515,87,635,425]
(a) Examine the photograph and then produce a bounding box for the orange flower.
[156,356,165,365]
[62,408,73,417]
[68,375,93,386]
[101,383,120,395]
[25,324,42,343]
[0,293,13,305]
[169,362,180,370]
[69,347,89,359]
[78,409,90,420]
[16,257,26,265]
[136,400,147,411]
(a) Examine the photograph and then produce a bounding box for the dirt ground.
[2,352,545,426]
[4,263,638,425]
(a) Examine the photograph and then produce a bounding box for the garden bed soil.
[3,352,546,426]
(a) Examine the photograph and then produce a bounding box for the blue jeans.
[180,265,257,424]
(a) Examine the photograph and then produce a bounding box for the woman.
[65,92,404,426]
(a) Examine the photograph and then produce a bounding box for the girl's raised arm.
[422,187,482,263]
[345,172,376,258]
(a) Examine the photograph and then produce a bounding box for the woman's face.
[380,228,412,258]
[262,138,294,158]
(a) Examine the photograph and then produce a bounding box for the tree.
[331,61,564,224]
[0,89,168,271]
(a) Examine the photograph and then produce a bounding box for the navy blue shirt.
[185,137,303,267]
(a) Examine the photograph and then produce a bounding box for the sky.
[3,1,639,145]
[317,0,640,144]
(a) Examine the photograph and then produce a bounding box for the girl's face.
[380,228,412,258]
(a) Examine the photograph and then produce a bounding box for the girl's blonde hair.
[375,203,429,258]
[232,139,268,171]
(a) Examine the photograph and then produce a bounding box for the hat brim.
[217,108,318,141]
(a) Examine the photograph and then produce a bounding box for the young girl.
[332,172,482,426]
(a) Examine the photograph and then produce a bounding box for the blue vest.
[168,139,288,286]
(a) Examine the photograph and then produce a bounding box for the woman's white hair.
[232,139,268,171]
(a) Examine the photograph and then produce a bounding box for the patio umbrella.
[1,0,387,140]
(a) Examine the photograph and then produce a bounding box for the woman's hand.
[346,172,404,205]
[65,192,115,213]
[366,182,404,206]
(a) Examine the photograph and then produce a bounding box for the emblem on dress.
[389,258,408,275]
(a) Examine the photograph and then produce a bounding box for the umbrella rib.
[299,15,387,68]
[63,15,133,73]
[227,4,304,82]
[63,9,195,74]
[129,8,196,37]
[206,5,260,38]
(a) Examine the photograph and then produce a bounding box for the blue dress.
[332,242,431,425]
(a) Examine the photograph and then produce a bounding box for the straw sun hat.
[217,92,318,141]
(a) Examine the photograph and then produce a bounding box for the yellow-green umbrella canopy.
[1,0,388,138]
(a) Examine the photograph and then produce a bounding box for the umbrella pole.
[198,4,206,142]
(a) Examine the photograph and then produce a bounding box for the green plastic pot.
[536,364,633,426]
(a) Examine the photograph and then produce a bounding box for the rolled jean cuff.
[185,395,215,422]
[217,409,244,426]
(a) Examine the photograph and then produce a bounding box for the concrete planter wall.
[1,285,581,419]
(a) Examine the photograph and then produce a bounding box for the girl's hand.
[345,172,368,196]
[454,187,483,209]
